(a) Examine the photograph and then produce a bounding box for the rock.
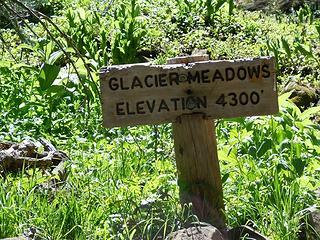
[227,225,268,240]
[236,0,320,11]
[0,139,69,176]
[309,189,320,236]
[284,82,319,109]
[236,0,270,11]
[299,207,320,239]
[310,209,320,236]
[0,226,37,240]
[299,189,320,239]
[166,224,224,240]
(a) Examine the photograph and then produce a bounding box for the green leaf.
[316,24,320,37]
[296,43,314,59]
[45,41,55,61]
[11,63,34,69]
[248,146,257,156]
[292,157,305,177]
[293,142,302,158]
[77,7,86,19]
[48,50,64,65]
[278,91,293,106]
[221,172,230,184]
[45,85,67,96]
[257,138,272,157]
[281,37,291,59]
[300,106,320,121]
[298,9,304,23]
[39,63,61,91]
[16,43,34,51]
[228,0,234,15]
[0,60,12,68]
[129,229,136,240]
[215,0,227,11]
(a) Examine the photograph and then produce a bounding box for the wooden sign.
[100,55,279,233]
[100,57,278,128]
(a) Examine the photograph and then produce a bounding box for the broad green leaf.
[48,50,64,65]
[45,41,55,61]
[77,8,86,19]
[218,146,236,163]
[75,59,87,77]
[296,43,314,59]
[39,63,61,91]
[45,85,67,96]
[278,91,293,106]
[16,43,34,51]
[297,176,313,189]
[300,106,320,121]
[292,157,305,177]
[221,172,230,184]
[66,47,76,53]
[257,138,272,157]
[281,37,291,58]
[293,142,302,158]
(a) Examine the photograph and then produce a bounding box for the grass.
[0,125,181,239]
[0,0,320,239]
[0,96,319,239]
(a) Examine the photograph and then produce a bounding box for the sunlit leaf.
[48,50,64,65]
[296,43,314,59]
[300,106,320,121]
[281,37,291,59]
[39,63,61,91]
[16,43,34,51]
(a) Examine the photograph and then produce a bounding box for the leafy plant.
[111,0,146,64]
[218,92,320,238]
[172,0,201,34]
[65,7,110,67]
[0,1,319,239]
[203,0,233,26]
[297,4,314,25]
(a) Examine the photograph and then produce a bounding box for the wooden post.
[168,55,225,229]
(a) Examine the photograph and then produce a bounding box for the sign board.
[100,57,278,128]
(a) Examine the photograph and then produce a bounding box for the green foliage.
[0,0,320,239]
[218,93,320,239]
[66,7,110,66]
[111,0,146,64]
[204,0,229,25]
[171,0,234,32]
[22,0,65,13]
[262,16,320,83]
[297,4,314,25]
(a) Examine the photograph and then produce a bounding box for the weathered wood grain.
[100,57,278,128]
[173,113,226,229]
[169,55,226,229]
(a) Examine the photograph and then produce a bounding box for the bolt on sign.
[100,57,278,128]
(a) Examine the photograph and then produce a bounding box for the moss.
[286,83,319,109]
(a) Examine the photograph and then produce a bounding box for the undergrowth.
[0,0,319,239]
